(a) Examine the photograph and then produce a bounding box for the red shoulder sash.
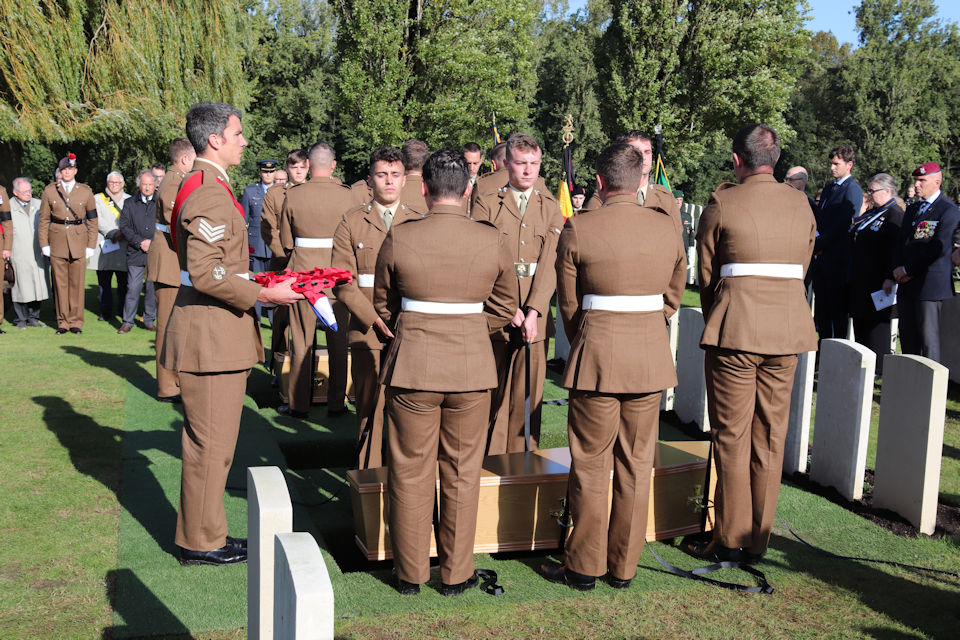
[170,173,244,252]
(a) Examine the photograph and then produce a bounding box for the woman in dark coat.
[848,172,903,373]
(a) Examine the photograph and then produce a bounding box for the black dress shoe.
[393,575,420,596]
[327,406,348,418]
[178,543,247,566]
[684,538,746,563]
[439,570,479,597]
[278,405,308,419]
[226,536,248,554]
[540,562,595,591]
[0,328,5,334]
[55,328,68,335]
[607,574,632,589]
[69,327,81,334]
[158,394,182,404]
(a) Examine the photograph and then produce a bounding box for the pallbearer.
[332,147,424,468]
[543,143,686,590]
[692,124,817,563]
[374,149,515,596]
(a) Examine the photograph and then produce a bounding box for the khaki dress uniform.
[556,194,687,580]
[280,177,355,414]
[350,179,372,207]
[38,181,98,330]
[0,187,11,326]
[146,168,186,398]
[472,184,564,454]
[160,159,264,552]
[696,173,817,555]
[331,201,424,468]
[584,183,682,228]
[399,174,428,214]
[374,203,515,586]
[261,183,291,362]
[470,169,547,213]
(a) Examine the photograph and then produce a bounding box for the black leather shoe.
[685,538,746,563]
[278,405,308,419]
[226,536,248,554]
[439,570,479,597]
[394,575,420,596]
[327,406,348,418]
[158,395,182,404]
[0,328,5,334]
[55,328,68,335]
[69,327,82,334]
[178,543,247,566]
[607,574,632,589]
[540,562,595,591]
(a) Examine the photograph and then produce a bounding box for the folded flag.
[253,267,354,331]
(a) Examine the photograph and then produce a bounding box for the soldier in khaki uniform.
[583,130,682,230]
[0,185,11,333]
[693,124,817,563]
[332,147,424,468]
[398,139,429,214]
[472,133,565,454]
[38,154,99,334]
[146,137,196,402]
[470,142,547,213]
[161,102,301,565]
[544,143,687,590]
[461,142,483,202]
[279,142,356,418]
[374,148,515,596]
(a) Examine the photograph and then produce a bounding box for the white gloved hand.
[41,246,51,257]
[85,247,95,260]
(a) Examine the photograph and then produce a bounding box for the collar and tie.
[517,192,528,216]
[381,207,394,231]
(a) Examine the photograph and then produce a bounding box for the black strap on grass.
[647,545,774,594]
[433,494,504,595]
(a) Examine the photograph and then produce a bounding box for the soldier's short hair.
[733,124,781,171]
[829,144,855,164]
[286,149,308,166]
[168,137,194,164]
[185,102,242,154]
[369,146,404,175]
[595,143,644,193]
[505,133,541,162]
[461,142,482,155]
[615,129,653,145]
[401,139,429,172]
[422,148,469,200]
[308,142,335,169]
[487,142,507,166]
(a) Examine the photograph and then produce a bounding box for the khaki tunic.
[398,174,428,214]
[146,167,187,286]
[38,182,98,258]
[584,183,682,230]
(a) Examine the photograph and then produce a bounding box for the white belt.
[401,298,483,314]
[295,237,333,248]
[155,223,170,233]
[357,273,375,288]
[180,270,250,287]
[720,262,803,279]
[582,294,663,312]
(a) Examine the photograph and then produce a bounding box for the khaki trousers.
[565,389,660,580]
[387,388,489,585]
[50,255,86,329]
[287,298,348,412]
[154,284,180,398]
[487,338,545,454]
[352,347,387,468]
[704,348,797,554]
[175,369,249,551]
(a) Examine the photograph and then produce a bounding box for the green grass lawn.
[1,273,958,639]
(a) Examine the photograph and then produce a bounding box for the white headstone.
[675,307,709,432]
[873,354,948,535]
[248,467,294,640]
[809,339,876,500]
[660,310,680,411]
[783,350,816,475]
[938,296,960,383]
[274,532,334,640]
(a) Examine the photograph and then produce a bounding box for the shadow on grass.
[34,395,181,555]
[102,568,194,640]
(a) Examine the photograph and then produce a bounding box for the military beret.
[912,162,941,176]
[672,189,684,198]
[257,159,279,171]
[57,152,77,170]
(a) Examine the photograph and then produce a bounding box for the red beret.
[912,162,941,176]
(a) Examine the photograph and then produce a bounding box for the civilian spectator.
[117,171,158,333]
[9,178,48,328]
[273,169,288,186]
[570,186,586,212]
[90,172,130,321]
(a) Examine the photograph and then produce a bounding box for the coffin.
[274,348,354,404]
[346,441,716,561]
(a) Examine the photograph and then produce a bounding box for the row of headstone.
[248,466,334,640]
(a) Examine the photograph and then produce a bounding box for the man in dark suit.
[242,158,278,323]
[117,171,159,333]
[812,145,862,340]
[887,162,960,364]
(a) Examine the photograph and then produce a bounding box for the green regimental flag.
[654,154,672,192]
